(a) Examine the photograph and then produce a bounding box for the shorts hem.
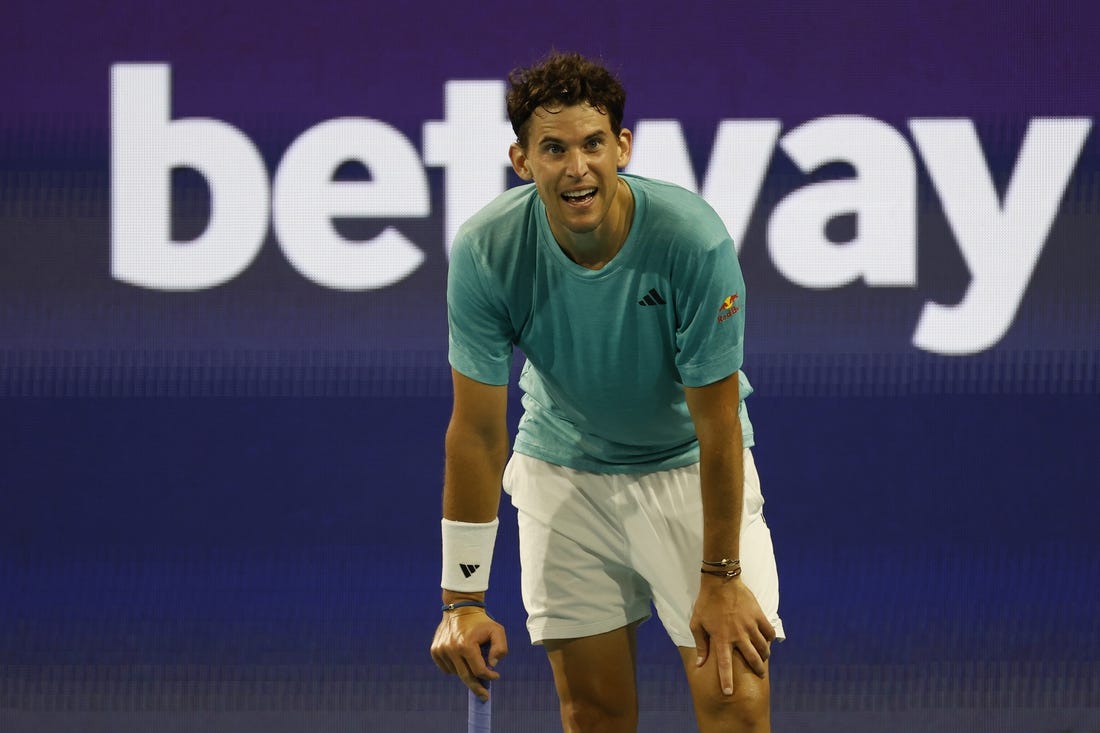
[528,609,652,646]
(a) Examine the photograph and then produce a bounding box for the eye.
[585,138,603,151]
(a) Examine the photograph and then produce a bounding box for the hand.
[690,575,776,694]
[430,607,508,702]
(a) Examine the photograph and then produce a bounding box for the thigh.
[545,622,641,733]
[633,450,785,647]
[517,507,651,644]
[508,454,652,645]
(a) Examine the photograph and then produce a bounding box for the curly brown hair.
[506,51,626,148]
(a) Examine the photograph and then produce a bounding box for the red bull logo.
[717,293,740,323]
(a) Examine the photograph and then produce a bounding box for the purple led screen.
[2,0,1098,396]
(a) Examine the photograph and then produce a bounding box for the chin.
[561,216,601,234]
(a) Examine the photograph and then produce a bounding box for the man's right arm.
[430,368,511,699]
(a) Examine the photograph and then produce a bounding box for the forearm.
[698,425,744,562]
[440,415,509,604]
[684,371,746,564]
[442,418,509,523]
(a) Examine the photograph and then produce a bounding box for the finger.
[716,642,735,696]
[752,630,771,664]
[431,649,455,675]
[690,622,709,668]
[755,616,776,661]
[456,660,491,701]
[735,638,767,678]
[487,628,509,668]
[430,637,456,675]
[470,638,503,677]
[463,640,500,682]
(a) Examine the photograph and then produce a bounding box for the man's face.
[509,103,632,247]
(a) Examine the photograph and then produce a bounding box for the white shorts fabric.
[502,449,785,648]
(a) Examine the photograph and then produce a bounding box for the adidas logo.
[459,563,481,578]
[638,288,666,306]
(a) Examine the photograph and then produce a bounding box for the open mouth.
[561,188,597,205]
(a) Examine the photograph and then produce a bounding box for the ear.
[616,127,632,169]
[509,142,533,180]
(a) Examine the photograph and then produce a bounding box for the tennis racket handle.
[468,680,490,733]
[467,642,492,732]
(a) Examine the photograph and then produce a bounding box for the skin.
[430,102,776,731]
[430,370,509,701]
[682,372,777,732]
[507,103,634,269]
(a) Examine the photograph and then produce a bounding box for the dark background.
[2,2,1098,731]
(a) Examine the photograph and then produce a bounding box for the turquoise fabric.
[448,174,754,473]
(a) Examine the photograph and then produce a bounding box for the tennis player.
[430,51,784,732]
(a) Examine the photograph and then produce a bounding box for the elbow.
[446,418,510,464]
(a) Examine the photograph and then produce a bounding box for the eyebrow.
[537,130,607,147]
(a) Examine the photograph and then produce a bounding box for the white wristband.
[441,517,498,592]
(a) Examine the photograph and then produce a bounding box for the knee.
[559,695,638,733]
[695,680,770,731]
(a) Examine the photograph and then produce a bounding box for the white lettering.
[423,81,516,258]
[910,117,1092,354]
[769,115,917,288]
[108,65,1093,354]
[110,64,269,290]
[627,119,780,252]
[273,118,429,290]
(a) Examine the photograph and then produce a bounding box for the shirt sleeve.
[446,233,514,386]
[674,237,747,387]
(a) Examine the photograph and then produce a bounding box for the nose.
[565,148,588,178]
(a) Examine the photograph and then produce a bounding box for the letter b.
[110,64,269,290]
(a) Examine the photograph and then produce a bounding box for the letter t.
[423,81,517,258]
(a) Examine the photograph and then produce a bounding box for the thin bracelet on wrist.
[700,566,743,578]
[441,600,487,612]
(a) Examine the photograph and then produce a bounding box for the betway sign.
[111,64,1092,355]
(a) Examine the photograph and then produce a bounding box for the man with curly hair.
[430,51,784,732]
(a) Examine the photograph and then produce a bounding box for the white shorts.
[502,449,785,648]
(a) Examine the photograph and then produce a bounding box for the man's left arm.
[684,371,776,695]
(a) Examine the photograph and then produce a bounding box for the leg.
[544,622,640,733]
[678,646,771,733]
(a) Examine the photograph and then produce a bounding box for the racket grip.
[467,682,491,732]
[467,643,492,732]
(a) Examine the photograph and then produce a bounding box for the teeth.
[563,188,596,199]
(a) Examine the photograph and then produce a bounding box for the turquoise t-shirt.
[447,174,754,473]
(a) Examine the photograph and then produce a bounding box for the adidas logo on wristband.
[441,517,498,592]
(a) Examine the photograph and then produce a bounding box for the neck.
[556,178,635,270]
